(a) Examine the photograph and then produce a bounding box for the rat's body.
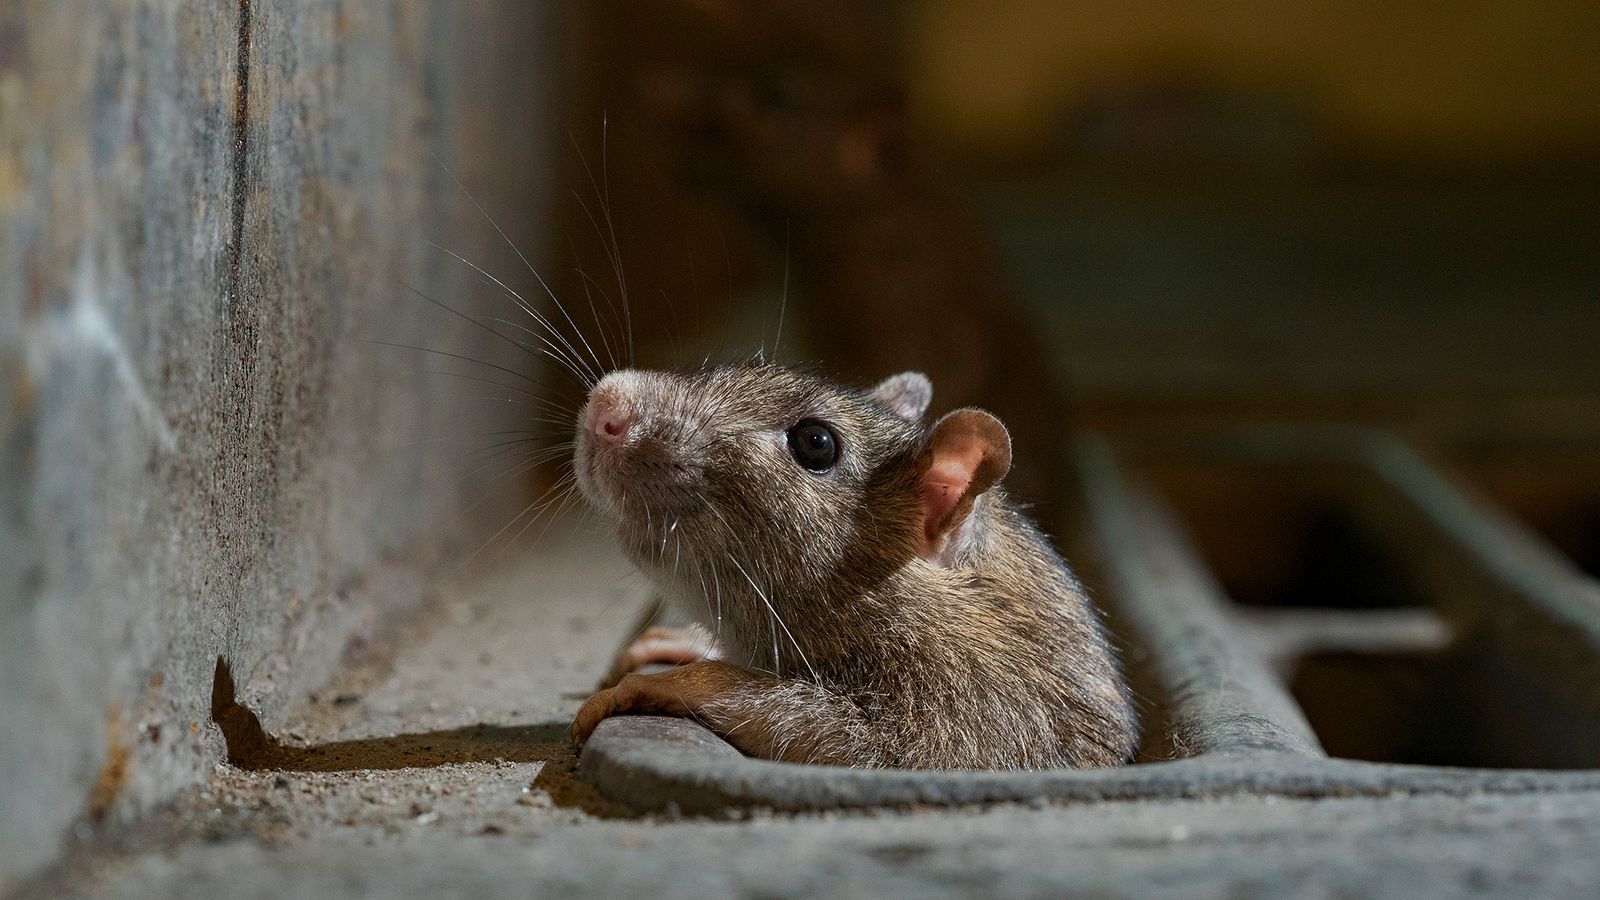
[570,363,1136,769]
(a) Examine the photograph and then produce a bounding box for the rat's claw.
[571,666,716,749]
[570,686,621,749]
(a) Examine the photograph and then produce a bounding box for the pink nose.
[586,394,633,444]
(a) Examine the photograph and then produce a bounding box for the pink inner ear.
[920,438,986,542]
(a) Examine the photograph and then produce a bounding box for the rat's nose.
[585,393,634,444]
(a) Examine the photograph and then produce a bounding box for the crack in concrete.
[224,0,252,337]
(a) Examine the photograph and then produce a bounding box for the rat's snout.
[576,369,713,525]
[584,390,634,445]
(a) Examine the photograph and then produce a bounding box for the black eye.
[786,420,838,472]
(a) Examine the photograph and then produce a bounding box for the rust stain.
[85,705,132,824]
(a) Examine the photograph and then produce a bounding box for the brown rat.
[569,362,1135,769]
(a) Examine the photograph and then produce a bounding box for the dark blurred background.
[564,0,1599,436]
[3,4,1597,882]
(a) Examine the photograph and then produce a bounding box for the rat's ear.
[871,371,932,421]
[917,408,1012,559]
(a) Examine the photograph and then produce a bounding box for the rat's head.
[574,363,1012,598]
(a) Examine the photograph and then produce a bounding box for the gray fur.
[574,362,1137,769]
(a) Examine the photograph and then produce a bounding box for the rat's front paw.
[599,624,721,688]
[569,672,685,748]
[569,684,623,749]
[570,666,717,749]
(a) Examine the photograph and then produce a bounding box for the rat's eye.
[786,420,838,472]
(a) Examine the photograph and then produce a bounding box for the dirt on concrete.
[18,519,1600,899]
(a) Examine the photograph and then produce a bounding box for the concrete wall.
[0,1,562,883]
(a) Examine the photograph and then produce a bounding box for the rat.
[567,363,1136,769]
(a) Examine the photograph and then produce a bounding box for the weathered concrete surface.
[0,2,561,885]
[16,523,1600,900]
[38,791,1600,899]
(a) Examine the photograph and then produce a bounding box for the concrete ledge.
[578,427,1600,813]
[579,717,1600,814]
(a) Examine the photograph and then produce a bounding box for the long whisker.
[497,472,582,560]
[358,338,543,389]
[462,469,578,570]
[431,153,607,381]
[459,442,576,495]
[390,427,567,452]
[428,241,599,387]
[575,270,619,372]
[423,369,575,417]
[569,124,633,367]
[475,314,597,388]
[725,552,818,685]
[397,281,578,386]
[772,220,790,360]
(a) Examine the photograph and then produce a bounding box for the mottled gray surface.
[15,528,1600,900]
[44,791,1600,900]
[0,2,560,885]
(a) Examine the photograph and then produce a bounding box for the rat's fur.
[573,362,1136,769]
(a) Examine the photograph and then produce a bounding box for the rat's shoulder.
[941,491,1068,573]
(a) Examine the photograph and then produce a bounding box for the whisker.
[461,469,578,570]
[421,369,573,415]
[772,220,790,360]
[389,427,567,452]
[458,444,575,499]
[478,314,597,388]
[494,472,581,561]
[427,240,599,387]
[725,553,817,685]
[359,338,542,387]
[568,124,633,366]
[431,152,608,381]
[397,281,584,393]
[575,270,620,373]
